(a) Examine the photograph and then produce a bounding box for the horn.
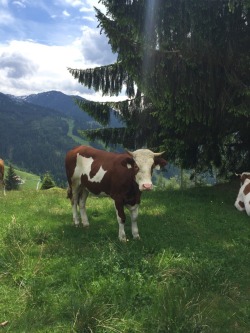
[154,151,165,157]
[126,150,134,156]
[235,173,241,177]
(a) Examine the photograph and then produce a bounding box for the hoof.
[119,237,128,243]
[133,234,141,240]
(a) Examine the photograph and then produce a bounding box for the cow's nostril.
[143,183,152,190]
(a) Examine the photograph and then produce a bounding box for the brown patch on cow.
[89,159,105,179]
[241,173,250,184]
[243,183,250,196]
[239,201,245,209]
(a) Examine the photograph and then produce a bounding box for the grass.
[0,182,249,332]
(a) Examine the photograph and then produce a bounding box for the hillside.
[0,91,122,185]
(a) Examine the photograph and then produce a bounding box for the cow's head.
[124,149,167,191]
[235,172,250,186]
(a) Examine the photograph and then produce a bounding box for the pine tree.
[40,172,56,190]
[5,165,19,191]
[69,0,250,175]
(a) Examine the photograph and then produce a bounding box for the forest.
[0,92,110,185]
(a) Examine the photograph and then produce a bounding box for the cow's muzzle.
[142,183,153,191]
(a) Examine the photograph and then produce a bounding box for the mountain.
[22,90,123,130]
[0,91,122,185]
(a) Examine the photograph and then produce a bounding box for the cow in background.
[0,159,6,196]
[65,145,167,241]
[234,172,250,216]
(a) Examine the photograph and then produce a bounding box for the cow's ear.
[121,157,135,169]
[241,174,248,184]
[154,157,167,170]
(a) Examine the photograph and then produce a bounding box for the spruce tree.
[5,165,19,191]
[69,0,250,175]
[40,172,56,190]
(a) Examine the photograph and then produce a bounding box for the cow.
[0,159,6,196]
[65,145,167,241]
[234,172,250,216]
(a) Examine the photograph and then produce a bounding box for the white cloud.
[0,0,9,6]
[0,1,125,101]
[63,9,70,17]
[0,52,38,78]
[13,1,26,8]
[0,38,124,101]
[79,25,116,66]
[0,40,83,94]
[0,10,14,25]
[81,15,95,22]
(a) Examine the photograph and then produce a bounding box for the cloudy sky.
[0,0,122,101]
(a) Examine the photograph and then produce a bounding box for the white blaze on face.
[72,154,107,183]
[131,149,155,191]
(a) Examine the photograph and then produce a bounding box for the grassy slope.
[64,118,89,146]
[0,182,249,333]
[4,166,41,190]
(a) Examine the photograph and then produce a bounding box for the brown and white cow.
[234,172,250,216]
[65,145,167,241]
[0,159,6,196]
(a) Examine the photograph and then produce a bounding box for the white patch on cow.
[72,154,107,183]
[235,178,250,216]
[131,149,155,191]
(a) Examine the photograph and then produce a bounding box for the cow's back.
[65,146,134,195]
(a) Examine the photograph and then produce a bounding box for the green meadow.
[0,182,249,332]
[4,166,41,190]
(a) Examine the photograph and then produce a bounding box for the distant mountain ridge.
[0,90,122,184]
[21,91,96,128]
[22,90,123,129]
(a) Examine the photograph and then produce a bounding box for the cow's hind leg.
[127,204,140,239]
[70,184,81,227]
[79,187,89,227]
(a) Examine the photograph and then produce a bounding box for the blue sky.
[0,0,121,100]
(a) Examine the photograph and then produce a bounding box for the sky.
[0,0,123,101]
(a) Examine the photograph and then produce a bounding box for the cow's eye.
[134,164,139,172]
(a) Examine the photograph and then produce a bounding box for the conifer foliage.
[5,165,19,191]
[40,172,56,190]
[69,0,250,174]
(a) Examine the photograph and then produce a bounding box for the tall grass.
[0,183,249,332]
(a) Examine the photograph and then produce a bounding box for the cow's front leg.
[127,204,140,239]
[79,188,89,227]
[114,201,127,242]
